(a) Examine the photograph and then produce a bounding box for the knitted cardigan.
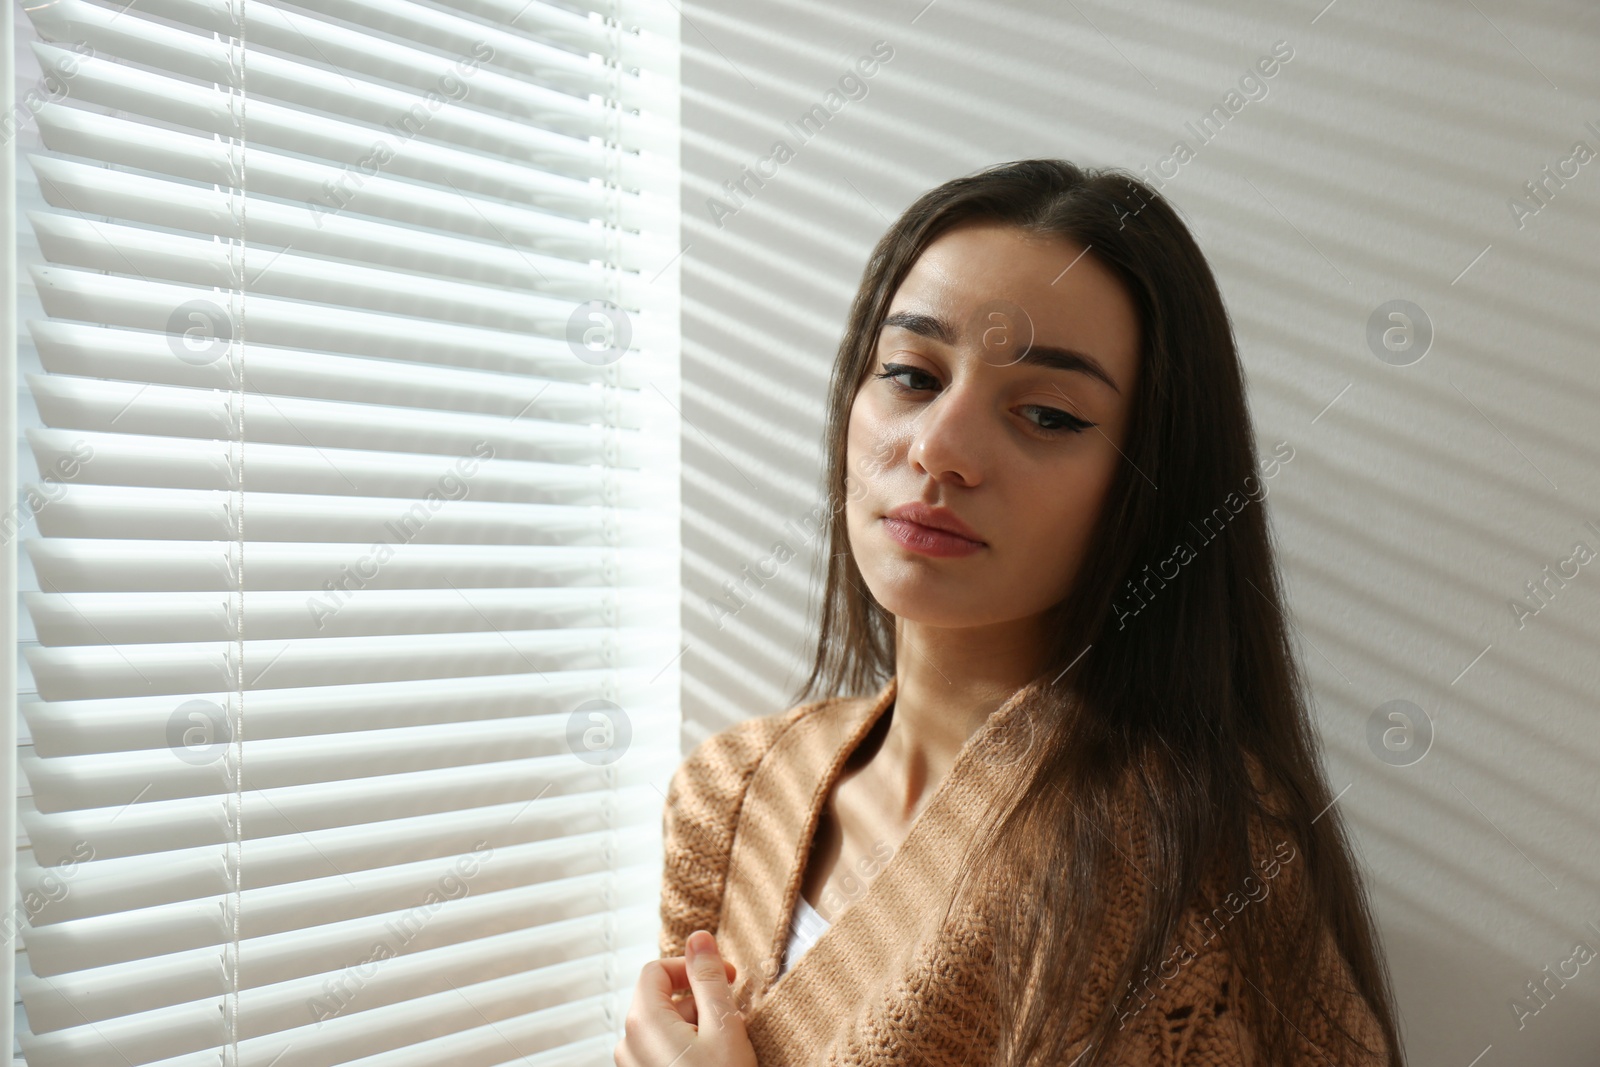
[658,674,1393,1066]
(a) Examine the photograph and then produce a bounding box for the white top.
[779,893,832,977]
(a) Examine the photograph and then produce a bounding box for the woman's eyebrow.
[881,309,960,345]
[879,309,1122,396]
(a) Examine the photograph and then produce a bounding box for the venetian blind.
[8,0,681,1063]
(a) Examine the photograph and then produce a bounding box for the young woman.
[617,159,1406,1066]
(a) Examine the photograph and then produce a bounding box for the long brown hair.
[790,159,1405,1066]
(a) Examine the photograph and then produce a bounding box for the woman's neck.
[876,615,1046,824]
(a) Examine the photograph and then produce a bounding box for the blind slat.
[26,539,672,593]
[26,585,679,644]
[25,715,676,809]
[28,320,644,416]
[28,373,648,464]
[26,627,678,701]
[25,669,656,755]
[19,783,663,917]
[31,266,657,380]
[23,773,669,869]
[27,484,672,546]
[26,431,665,507]
[30,211,654,336]
[26,853,656,982]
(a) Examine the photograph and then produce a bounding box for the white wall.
[678,1,1600,1061]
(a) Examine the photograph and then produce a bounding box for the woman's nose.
[908,381,986,487]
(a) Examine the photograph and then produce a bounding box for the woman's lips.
[880,517,986,558]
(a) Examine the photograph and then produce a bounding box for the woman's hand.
[614,929,759,1067]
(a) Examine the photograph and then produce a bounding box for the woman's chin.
[867,585,999,630]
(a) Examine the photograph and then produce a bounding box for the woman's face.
[845,220,1141,632]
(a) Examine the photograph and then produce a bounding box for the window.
[3,0,681,1062]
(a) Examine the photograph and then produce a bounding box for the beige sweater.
[658,675,1392,1065]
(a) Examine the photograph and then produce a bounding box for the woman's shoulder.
[665,689,866,812]
[657,689,875,958]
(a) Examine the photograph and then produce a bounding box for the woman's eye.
[871,362,937,392]
[1020,405,1095,435]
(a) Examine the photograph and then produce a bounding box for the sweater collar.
[721,672,1048,1048]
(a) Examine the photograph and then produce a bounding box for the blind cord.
[223,4,248,1064]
